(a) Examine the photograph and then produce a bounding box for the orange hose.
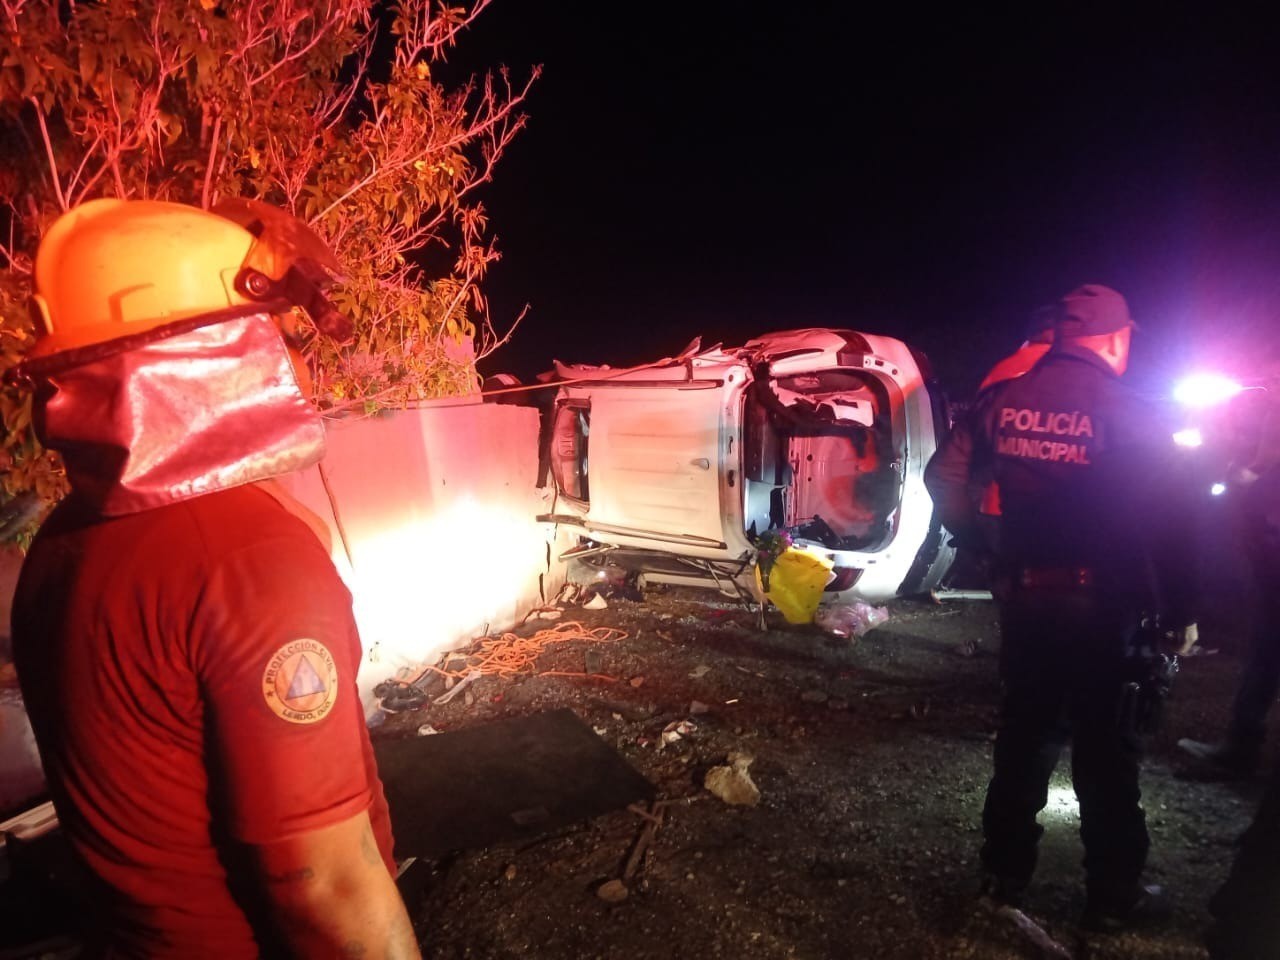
[411,620,627,682]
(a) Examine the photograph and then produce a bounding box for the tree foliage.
[0,0,536,533]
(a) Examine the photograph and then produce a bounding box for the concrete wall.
[1,548,44,813]
[277,403,568,709]
[1,403,568,802]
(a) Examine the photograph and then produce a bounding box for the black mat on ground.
[373,708,654,859]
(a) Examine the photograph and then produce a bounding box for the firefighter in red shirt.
[9,199,421,959]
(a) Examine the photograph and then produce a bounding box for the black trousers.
[980,586,1148,906]
[1207,764,1280,959]
[1207,550,1280,958]
[1227,560,1280,750]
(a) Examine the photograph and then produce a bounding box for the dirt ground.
[376,583,1262,960]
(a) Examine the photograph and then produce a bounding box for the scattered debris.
[986,901,1074,960]
[815,601,890,638]
[503,863,518,882]
[434,668,483,705]
[535,609,564,621]
[377,684,430,713]
[594,699,655,722]
[689,700,711,716]
[704,751,761,807]
[629,676,645,688]
[354,585,1232,957]
[376,691,427,716]
[954,638,981,657]
[801,690,830,704]
[622,800,668,881]
[584,593,609,610]
[416,724,440,736]
[596,879,629,903]
[660,720,697,746]
[394,856,418,880]
[0,800,59,845]
[554,582,578,604]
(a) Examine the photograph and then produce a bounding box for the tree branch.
[201,113,221,210]
[310,65,538,224]
[30,98,67,212]
[475,302,527,360]
[64,132,103,201]
[247,1,345,89]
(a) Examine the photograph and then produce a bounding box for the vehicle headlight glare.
[1173,373,1244,408]
[1172,427,1203,448]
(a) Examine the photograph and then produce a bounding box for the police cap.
[1052,284,1135,338]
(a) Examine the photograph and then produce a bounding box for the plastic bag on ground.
[754,546,836,624]
[815,601,890,638]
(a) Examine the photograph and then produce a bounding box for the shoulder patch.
[262,639,339,724]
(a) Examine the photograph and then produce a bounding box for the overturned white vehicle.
[539,329,954,604]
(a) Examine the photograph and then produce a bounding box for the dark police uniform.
[926,312,1196,918]
[1206,389,1280,959]
[1185,386,1280,772]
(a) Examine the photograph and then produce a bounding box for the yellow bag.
[755,546,835,624]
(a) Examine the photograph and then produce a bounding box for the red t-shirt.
[12,484,395,959]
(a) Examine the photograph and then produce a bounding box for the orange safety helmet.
[27,198,349,360]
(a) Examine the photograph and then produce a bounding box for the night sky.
[448,4,1280,397]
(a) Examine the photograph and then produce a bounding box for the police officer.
[925,284,1198,930]
[10,199,421,959]
[1203,372,1280,958]
[1180,364,1280,778]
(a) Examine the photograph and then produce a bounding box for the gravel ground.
[375,584,1262,960]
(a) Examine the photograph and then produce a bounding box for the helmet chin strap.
[7,299,296,388]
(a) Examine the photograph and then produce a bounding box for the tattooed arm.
[254,809,421,960]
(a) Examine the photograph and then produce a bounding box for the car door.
[582,384,731,548]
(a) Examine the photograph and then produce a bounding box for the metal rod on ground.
[931,589,994,602]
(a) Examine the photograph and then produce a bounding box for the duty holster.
[1118,623,1179,736]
